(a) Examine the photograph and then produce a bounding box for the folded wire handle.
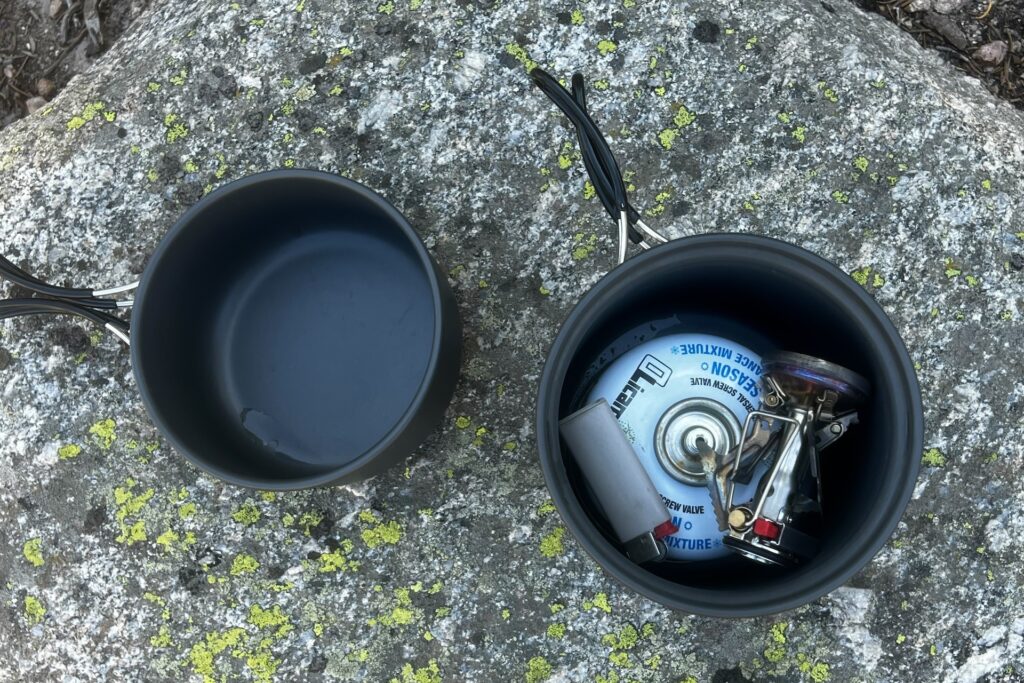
[530,68,669,264]
[0,255,135,346]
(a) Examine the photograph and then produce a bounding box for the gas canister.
[586,333,766,560]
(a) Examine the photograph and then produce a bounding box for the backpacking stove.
[720,351,869,566]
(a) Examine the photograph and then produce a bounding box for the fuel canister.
[586,333,764,560]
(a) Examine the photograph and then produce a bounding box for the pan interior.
[133,173,436,485]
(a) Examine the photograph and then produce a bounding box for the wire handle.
[0,256,134,345]
[530,68,669,263]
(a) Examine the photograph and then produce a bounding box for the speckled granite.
[1,0,1023,681]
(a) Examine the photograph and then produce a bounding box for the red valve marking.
[653,520,678,540]
[753,518,782,541]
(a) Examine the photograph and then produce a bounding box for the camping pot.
[1,170,461,489]
[530,69,923,616]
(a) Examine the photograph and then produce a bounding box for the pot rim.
[536,233,923,617]
[131,168,448,490]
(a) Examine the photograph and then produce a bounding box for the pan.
[1,170,462,489]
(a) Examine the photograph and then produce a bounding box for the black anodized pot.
[536,233,923,617]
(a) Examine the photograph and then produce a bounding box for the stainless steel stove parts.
[722,352,869,566]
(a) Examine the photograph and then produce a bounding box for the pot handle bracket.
[530,68,669,265]
[0,254,135,346]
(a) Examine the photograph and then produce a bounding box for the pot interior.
[133,172,438,486]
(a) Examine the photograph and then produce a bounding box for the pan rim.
[131,168,447,489]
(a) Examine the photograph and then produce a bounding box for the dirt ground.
[856,0,1024,106]
[0,0,148,131]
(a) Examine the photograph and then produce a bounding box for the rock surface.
[1,0,1023,681]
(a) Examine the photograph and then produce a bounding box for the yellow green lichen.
[378,0,394,14]
[151,625,173,647]
[231,553,260,575]
[851,267,871,286]
[298,510,324,535]
[570,9,584,25]
[155,529,179,552]
[777,112,791,124]
[853,156,869,173]
[23,538,44,566]
[547,623,566,639]
[391,659,441,683]
[147,81,162,92]
[504,42,537,72]
[24,595,46,625]
[455,415,471,429]
[179,502,197,519]
[584,592,613,613]
[525,656,552,683]
[232,502,261,525]
[791,126,807,143]
[114,478,154,545]
[602,623,640,650]
[249,603,293,638]
[362,520,403,548]
[187,627,247,682]
[66,101,108,131]
[831,190,849,204]
[169,68,188,86]
[164,113,189,143]
[246,651,281,683]
[944,259,962,278]
[673,105,696,128]
[583,180,597,199]
[763,621,788,661]
[981,178,992,191]
[319,540,359,572]
[657,128,676,150]
[922,448,946,467]
[89,418,117,448]
[809,662,831,682]
[571,232,598,260]
[597,40,617,55]
[118,520,146,545]
[539,526,565,557]
[378,587,419,627]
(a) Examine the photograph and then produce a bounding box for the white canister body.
[587,333,764,560]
